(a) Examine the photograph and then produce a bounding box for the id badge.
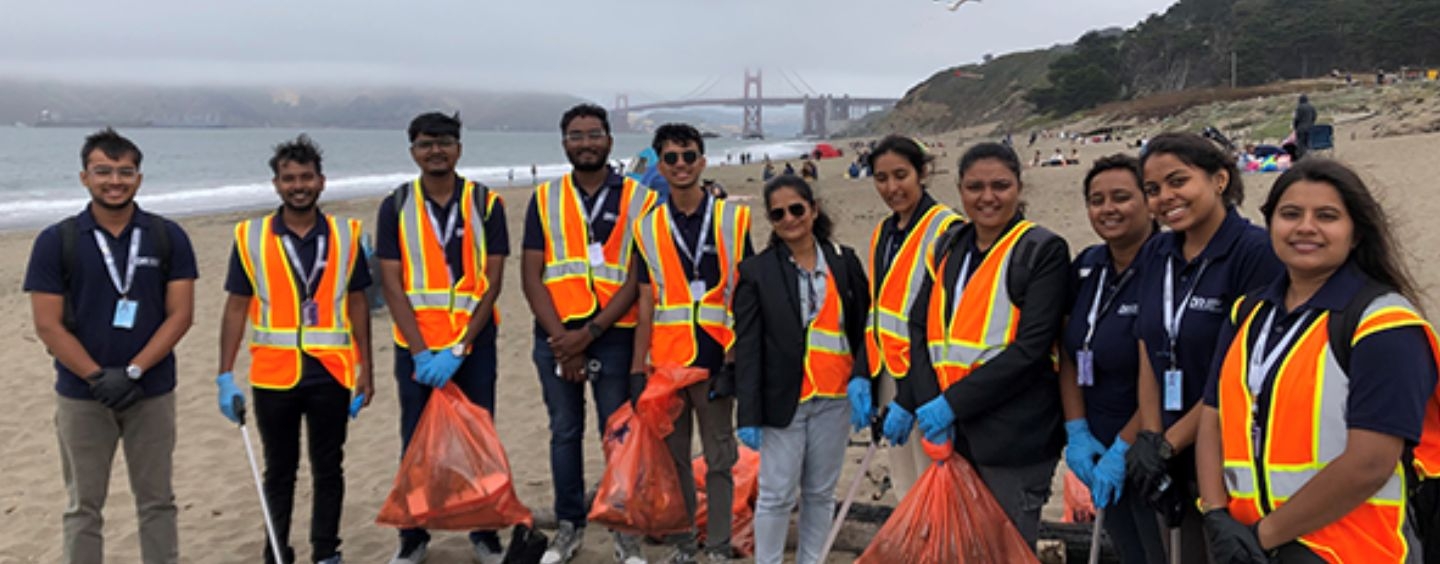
[301,300,320,327]
[1163,369,1184,411]
[1076,349,1095,387]
[689,280,708,299]
[112,298,138,329]
[588,242,606,266]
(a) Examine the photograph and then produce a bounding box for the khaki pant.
[665,381,738,550]
[56,393,178,564]
[876,373,929,501]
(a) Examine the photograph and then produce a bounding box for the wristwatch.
[586,321,604,339]
[125,364,143,381]
[450,343,468,357]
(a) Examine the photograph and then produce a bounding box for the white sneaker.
[388,539,428,564]
[612,531,648,564]
[473,535,505,564]
[541,521,584,564]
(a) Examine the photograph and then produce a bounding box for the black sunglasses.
[661,150,700,165]
[767,203,809,222]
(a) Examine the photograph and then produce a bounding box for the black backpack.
[57,214,172,333]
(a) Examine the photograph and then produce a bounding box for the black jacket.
[734,241,871,428]
[898,218,1069,467]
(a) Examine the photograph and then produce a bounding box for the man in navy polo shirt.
[24,128,198,564]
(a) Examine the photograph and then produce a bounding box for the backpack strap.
[1328,278,1391,372]
[59,217,78,333]
[147,214,172,280]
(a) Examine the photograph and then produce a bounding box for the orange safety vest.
[864,204,962,378]
[634,197,750,367]
[392,178,499,350]
[235,214,361,390]
[924,221,1032,390]
[536,174,656,328]
[800,263,854,402]
[1217,292,1439,563]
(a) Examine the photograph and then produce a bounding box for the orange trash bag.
[588,365,708,536]
[857,438,1037,564]
[1062,468,1097,524]
[693,445,760,557]
[376,383,533,530]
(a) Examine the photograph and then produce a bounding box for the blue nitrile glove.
[349,393,366,419]
[737,426,763,450]
[216,372,245,424]
[882,402,914,446]
[1092,438,1130,508]
[915,396,956,442]
[847,378,873,433]
[1064,419,1106,487]
[423,349,464,388]
[411,350,438,386]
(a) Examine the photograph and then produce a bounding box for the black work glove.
[628,371,647,408]
[708,362,736,400]
[1203,509,1271,564]
[87,367,142,412]
[1127,430,1172,501]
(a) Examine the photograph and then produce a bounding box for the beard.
[284,200,318,214]
[92,195,133,211]
[567,149,608,173]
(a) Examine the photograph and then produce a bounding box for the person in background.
[865,135,964,501]
[24,128,198,564]
[216,134,374,564]
[733,175,870,564]
[375,112,510,564]
[1058,154,1164,563]
[631,123,753,564]
[1127,132,1284,563]
[1196,158,1439,562]
[520,104,654,564]
[900,142,1069,550]
[1292,95,1318,160]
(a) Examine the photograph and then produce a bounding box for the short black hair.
[561,104,611,135]
[958,142,1022,181]
[269,134,324,176]
[407,112,462,143]
[81,127,142,169]
[651,123,705,154]
[1083,153,1142,198]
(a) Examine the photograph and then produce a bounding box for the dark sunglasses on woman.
[767,203,809,222]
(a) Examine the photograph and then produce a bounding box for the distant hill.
[0,80,589,131]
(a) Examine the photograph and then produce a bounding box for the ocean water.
[0,126,818,230]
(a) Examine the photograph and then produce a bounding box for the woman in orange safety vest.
[1196,158,1440,562]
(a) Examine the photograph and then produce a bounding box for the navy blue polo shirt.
[1203,264,1437,443]
[635,191,754,372]
[1133,209,1283,427]
[1061,243,1146,444]
[23,206,198,399]
[874,192,940,276]
[376,177,510,348]
[522,169,633,348]
[224,208,373,387]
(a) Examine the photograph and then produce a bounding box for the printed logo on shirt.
[1117,303,1139,316]
[134,256,161,268]
[1188,296,1225,314]
[1078,267,1093,278]
[603,212,618,222]
[702,244,716,255]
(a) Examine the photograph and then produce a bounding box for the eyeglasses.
[661,150,699,165]
[87,166,139,180]
[412,138,458,151]
[564,129,608,143]
[767,203,808,222]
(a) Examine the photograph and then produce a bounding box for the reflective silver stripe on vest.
[325,218,355,328]
[654,307,693,324]
[245,218,272,326]
[927,229,1022,369]
[874,208,957,345]
[468,183,487,258]
[544,261,591,281]
[697,304,729,326]
[614,180,649,275]
[715,201,741,305]
[1267,467,1403,503]
[808,330,850,353]
[592,264,627,284]
[1224,465,1257,495]
[637,210,668,301]
[407,292,453,308]
[396,184,432,289]
[873,310,908,336]
[540,179,588,284]
[252,329,351,348]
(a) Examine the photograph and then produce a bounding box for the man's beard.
[567,150,608,173]
[92,195,133,210]
[283,199,317,214]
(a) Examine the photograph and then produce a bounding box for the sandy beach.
[3,123,1439,563]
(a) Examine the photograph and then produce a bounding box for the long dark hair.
[1140,132,1245,207]
[763,174,833,249]
[1260,158,1422,311]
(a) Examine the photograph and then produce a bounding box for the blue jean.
[753,399,850,564]
[532,336,632,525]
[392,325,499,547]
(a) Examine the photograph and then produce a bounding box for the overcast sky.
[0,0,1175,104]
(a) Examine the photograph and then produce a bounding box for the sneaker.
[612,531,647,564]
[661,545,697,564]
[316,556,343,564]
[388,539,428,564]
[702,545,734,563]
[541,521,584,564]
[473,534,505,564]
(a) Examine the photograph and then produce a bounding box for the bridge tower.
[802,95,829,138]
[612,94,632,133]
[742,69,764,139]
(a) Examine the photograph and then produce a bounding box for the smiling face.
[871,151,923,220]
[1086,168,1152,245]
[958,157,1021,234]
[657,139,706,191]
[410,133,461,176]
[1269,179,1354,282]
[1142,152,1226,234]
[766,186,815,246]
[80,149,142,210]
[563,115,612,173]
[273,159,325,213]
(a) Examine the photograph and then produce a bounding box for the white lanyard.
[946,251,974,323]
[426,198,460,248]
[583,186,611,243]
[1082,267,1136,350]
[666,195,714,281]
[1247,308,1313,396]
[281,235,327,298]
[1163,258,1210,367]
[93,227,141,297]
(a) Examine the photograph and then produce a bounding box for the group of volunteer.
[24,102,1440,564]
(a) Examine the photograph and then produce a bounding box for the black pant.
[254,380,350,563]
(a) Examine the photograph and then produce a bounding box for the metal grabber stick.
[818,412,885,560]
[1088,507,1106,564]
[237,404,287,564]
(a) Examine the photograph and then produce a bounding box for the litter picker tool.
[237,404,286,564]
[818,412,884,560]
[1088,507,1105,564]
